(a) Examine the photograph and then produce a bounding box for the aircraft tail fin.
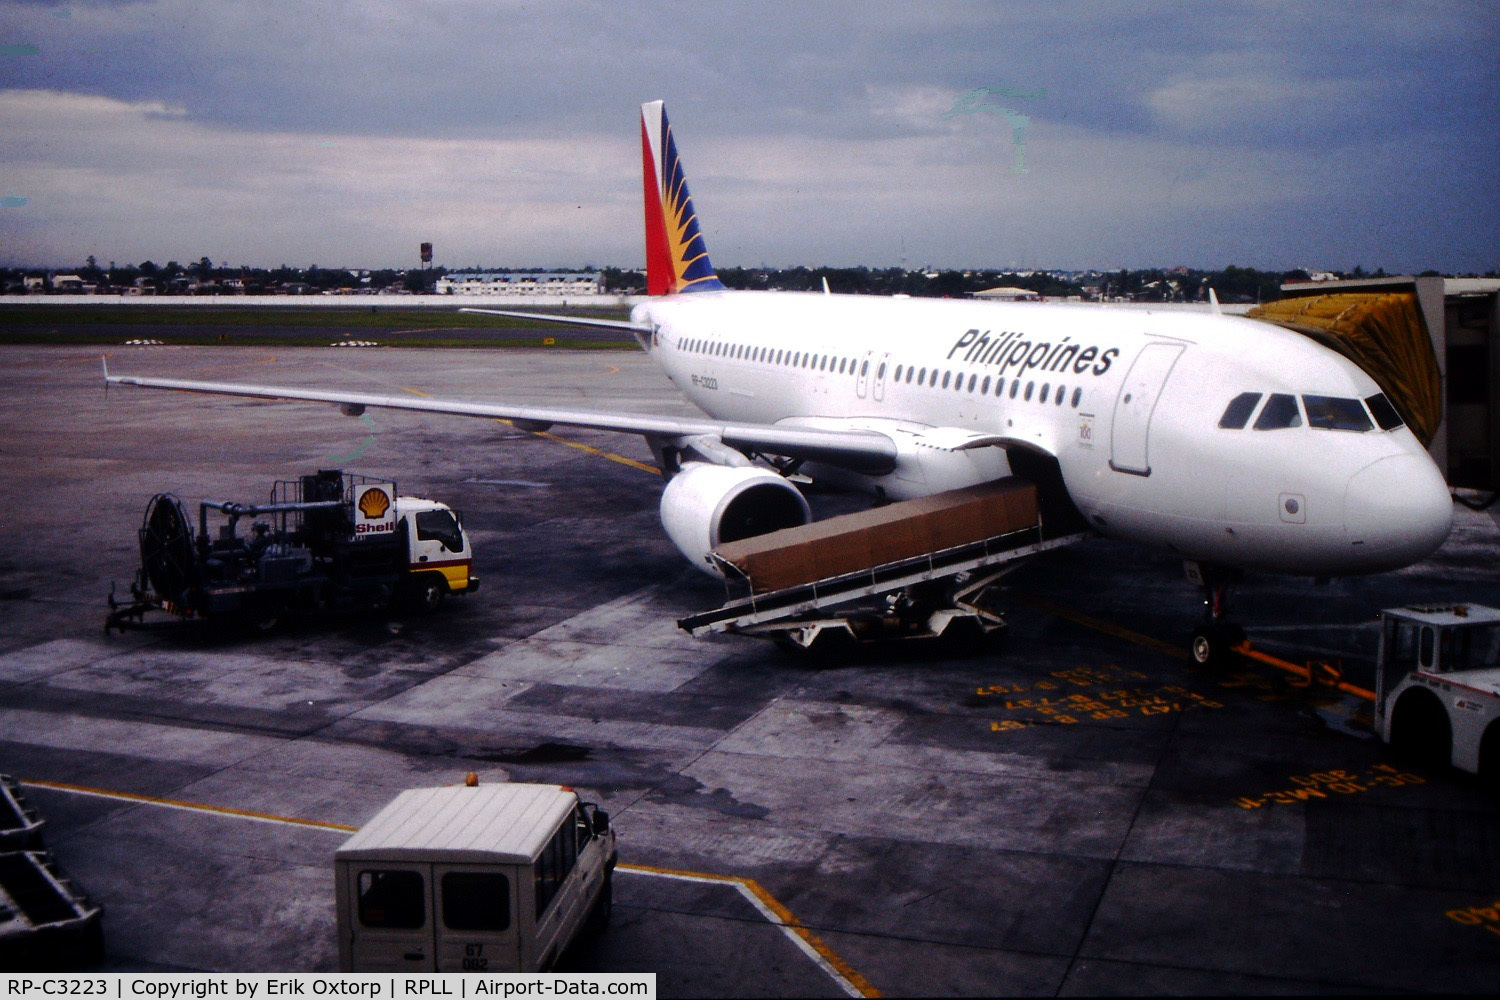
[640,101,724,297]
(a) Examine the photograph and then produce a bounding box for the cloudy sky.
[2,0,1495,273]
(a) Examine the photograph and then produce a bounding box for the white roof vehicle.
[336,781,615,972]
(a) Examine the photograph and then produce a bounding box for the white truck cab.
[1375,603,1500,783]
[335,781,615,972]
[396,496,478,610]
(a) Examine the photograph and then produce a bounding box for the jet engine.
[660,462,811,575]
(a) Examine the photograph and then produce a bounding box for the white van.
[335,782,616,972]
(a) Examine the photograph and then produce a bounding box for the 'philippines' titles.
[947,328,1118,378]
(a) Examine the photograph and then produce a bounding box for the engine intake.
[660,463,811,575]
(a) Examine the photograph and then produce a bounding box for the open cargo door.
[1248,292,1442,445]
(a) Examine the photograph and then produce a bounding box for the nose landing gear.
[1185,560,1245,667]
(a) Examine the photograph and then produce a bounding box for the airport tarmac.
[2,342,1498,995]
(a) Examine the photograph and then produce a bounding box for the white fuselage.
[631,290,1453,577]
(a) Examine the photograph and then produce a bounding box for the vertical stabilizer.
[641,101,724,296]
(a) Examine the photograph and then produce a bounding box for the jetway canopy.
[1251,276,1499,491]
[1248,291,1442,445]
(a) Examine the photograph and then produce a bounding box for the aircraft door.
[1109,342,1184,476]
[855,350,874,399]
[872,352,891,402]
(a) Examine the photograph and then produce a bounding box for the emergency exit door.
[1109,342,1185,476]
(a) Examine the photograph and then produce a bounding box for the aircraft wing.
[458,307,652,333]
[103,370,900,475]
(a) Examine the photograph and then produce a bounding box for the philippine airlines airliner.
[107,100,1454,649]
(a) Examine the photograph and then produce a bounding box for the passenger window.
[1218,392,1262,429]
[416,509,464,553]
[877,362,886,379]
[1304,395,1373,431]
[861,360,869,376]
[996,379,1005,397]
[894,365,903,382]
[981,376,991,395]
[442,872,511,932]
[1253,393,1302,430]
[1071,387,1082,407]
[1009,380,1019,399]
[358,870,425,929]
[1040,384,1050,404]
[1024,381,1034,401]
[1055,386,1065,406]
[1366,393,1405,431]
[967,374,976,392]
[941,371,951,389]
[534,820,580,918]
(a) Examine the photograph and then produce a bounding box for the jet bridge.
[1253,275,1500,492]
[678,478,1086,647]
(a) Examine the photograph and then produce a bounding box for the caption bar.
[4,975,655,1000]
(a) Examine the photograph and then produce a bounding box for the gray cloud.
[1,0,1495,271]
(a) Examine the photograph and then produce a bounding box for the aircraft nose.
[1344,453,1453,567]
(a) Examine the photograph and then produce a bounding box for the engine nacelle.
[660,462,812,576]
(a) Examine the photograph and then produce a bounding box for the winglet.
[641,101,724,297]
[1208,287,1223,317]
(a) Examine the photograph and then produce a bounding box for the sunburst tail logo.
[641,101,724,297]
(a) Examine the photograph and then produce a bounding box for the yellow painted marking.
[1016,595,1188,661]
[23,780,876,996]
[524,427,661,476]
[1233,764,1425,810]
[22,779,358,833]
[398,383,661,476]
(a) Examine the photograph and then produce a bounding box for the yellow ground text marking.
[1446,901,1500,938]
[1231,763,1425,809]
[978,664,1224,732]
[22,780,874,996]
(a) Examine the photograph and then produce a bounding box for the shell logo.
[358,487,391,520]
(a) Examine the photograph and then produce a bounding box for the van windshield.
[416,509,464,552]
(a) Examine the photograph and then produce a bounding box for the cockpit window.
[1253,393,1302,430]
[1303,395,1373,432]
[1365,393,1405,431]
[1218,392,1262,429]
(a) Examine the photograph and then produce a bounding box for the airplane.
[106,100,1454,662]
